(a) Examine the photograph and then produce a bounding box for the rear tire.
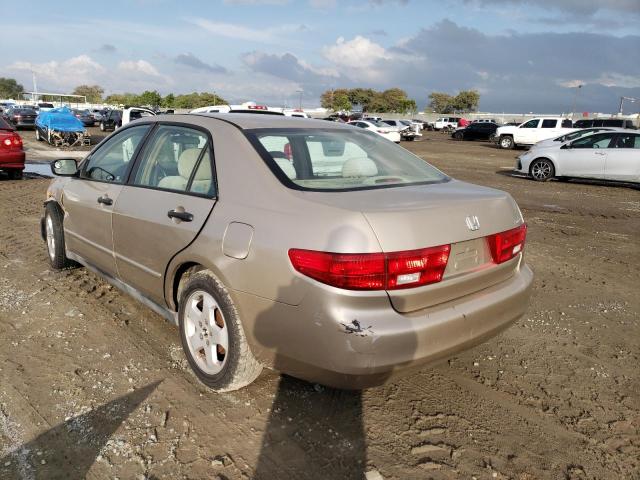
[453,131,463,140]
[8,170,23,180]
[178,271,262,392]
[99,122,105,132]
[35,128,42,141]
[530,158,555,182]
[499,136,514,149]
[44,202,76,269]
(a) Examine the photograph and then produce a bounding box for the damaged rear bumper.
[238,261,534,389]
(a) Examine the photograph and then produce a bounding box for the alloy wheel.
[45,215,55,260]
[531,160,552,180]
[183,290,229,375]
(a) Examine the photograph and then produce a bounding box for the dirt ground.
[1,131,638,480]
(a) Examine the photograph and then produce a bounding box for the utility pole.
[618,96,638,115]
[32,71,38,103]
[571,84,582,121]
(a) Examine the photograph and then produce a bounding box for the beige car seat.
[158,148,212,194]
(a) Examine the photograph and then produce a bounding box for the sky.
[2,0,640,113]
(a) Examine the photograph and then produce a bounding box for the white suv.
[433,117,461,130]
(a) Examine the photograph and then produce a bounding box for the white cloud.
[323,36,391,69]
[309,0,337,8]
[8,55,105,91]
[117,60,161,77]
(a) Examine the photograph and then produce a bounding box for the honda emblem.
[465,215,480,231]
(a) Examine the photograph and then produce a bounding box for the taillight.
[1,133,22,149]
[289,245,451,291]
[488,224,527,264]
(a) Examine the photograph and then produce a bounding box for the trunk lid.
[304,180,524,312]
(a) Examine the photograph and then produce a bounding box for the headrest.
[342,157,378,177]
[274,158,297,180]
[178,148,208,179]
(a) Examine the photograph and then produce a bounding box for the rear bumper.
[240,261,534,389]
[0,151,25,170]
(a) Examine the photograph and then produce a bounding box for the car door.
[559,132,616,178]
[540,118,562,140]
[515,119,539,144]
[111,124,217,304]
[604,133,640,181]
[62,124,151,276]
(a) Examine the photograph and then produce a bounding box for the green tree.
[427,90,480,113]
[136,90,162,107]
[72,85,104,103]
[452,90,480,112]
[0,77,25,99]
[427,92,454,113]
[162,93,175,108]
[320,87,416,113]
[320,89,351,111]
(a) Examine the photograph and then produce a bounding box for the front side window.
[82,125,150,183]
[520,119,540,129]
[249,128,448,191]
[571,133,616,149]
[132,125,214,196]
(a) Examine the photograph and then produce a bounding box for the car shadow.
[0,380,161,479]
[251,227,418,479]
[495,169,640,190]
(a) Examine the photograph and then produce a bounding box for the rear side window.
[248,128,448,191]
[541,119,557,128]
[612,134,640,149]
[132,125,215,196]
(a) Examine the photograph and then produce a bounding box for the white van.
[434,117,461,130]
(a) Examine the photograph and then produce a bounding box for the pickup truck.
[495,117,574,149]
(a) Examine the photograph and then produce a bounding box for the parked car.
[42,114,533,390]
[0,116,24,179]
[472,119,497,124]
[72,109,96,127]
[381,119,421,141]
[347,120,401,143]
[99,110,123,131]
[90,108,104,122]
[2,106,37,129]
[573,118,636,130]
[37,102,55,112]
[495,117,574,149]
[530,127,622,151]
[452,122,499,141]
[516,130,640,183]
[433,117,461,130]
[122,106,156,126]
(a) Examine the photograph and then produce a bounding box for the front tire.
[453,131,463,140]
[44,202,76,269]
[178,271,262,392]
[530,158,555,182]
[99,122,105,132]
[499,136,514,149]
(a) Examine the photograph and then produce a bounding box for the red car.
[0,117,25,179]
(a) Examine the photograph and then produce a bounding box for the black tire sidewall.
[45,202,72,269]
[178,274,244,389]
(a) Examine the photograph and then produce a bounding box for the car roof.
[187,113,349,130]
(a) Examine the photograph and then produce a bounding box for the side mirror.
[50,159,78,176]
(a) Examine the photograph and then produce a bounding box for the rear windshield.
[247,128,448,191]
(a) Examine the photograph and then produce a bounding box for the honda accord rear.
[44,114,532,391]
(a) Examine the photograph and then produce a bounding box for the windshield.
[558,129,603,142]
[248,128,448,191]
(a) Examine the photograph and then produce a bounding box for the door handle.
[594,151,606,155]
[97,195,113,206]
[168,209,193,222]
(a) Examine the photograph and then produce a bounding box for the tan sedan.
[43,114,533,391]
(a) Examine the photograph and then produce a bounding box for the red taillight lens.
[387,245,451,289]
[1,134,22,149]
[488,224,527,264]
[288,249,385,290]
[289,245,451,291]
